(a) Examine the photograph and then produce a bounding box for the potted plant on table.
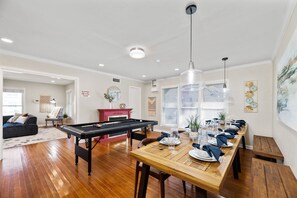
[218,112,226,125]
[186,114,201,142]
[186,114,200,132]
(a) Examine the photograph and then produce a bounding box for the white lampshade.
[180,61,203,86]
[129,47,145,59]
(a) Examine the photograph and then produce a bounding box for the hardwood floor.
[0,132,253,198]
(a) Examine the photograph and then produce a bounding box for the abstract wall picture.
[244,81,258,113]
[39,95,51,113]
[277,25,297,131]
[148,97,156,116]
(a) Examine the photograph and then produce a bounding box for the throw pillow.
[12,113,22,122]
[7,117,14,122]
[15,116,28,124]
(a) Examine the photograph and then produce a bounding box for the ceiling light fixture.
[142,74,146,78]
[175,68,180,71]
[1,37,14,43]
[98,63,104,67]
[222,57,229,92]
[129,47,145,59]
[180,4,202,86]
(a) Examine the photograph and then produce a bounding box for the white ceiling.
[0,0,292,81]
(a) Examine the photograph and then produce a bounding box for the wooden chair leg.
[134,162,140,198]
[182,180,186,195]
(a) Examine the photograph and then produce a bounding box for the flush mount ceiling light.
[1,37,14,43]
[129,47,145,59]
[180,4,203,86]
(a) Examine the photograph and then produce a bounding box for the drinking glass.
[199,126,209,146]
[168,128,179,151]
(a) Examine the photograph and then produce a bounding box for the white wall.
[0,70,3,160]
[273,2,297,177]
[3,79,67,125]
[143,61,274,147]
[204,62,273,146]
[0,54,145,124]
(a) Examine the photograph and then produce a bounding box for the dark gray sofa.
[3,115,38,139]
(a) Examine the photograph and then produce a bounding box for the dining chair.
[134,138,186,198]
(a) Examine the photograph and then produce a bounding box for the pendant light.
[180,4,202,87]
[222,57,228,92]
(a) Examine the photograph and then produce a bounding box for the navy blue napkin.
[218,128,238,136]
[192,143,224,161]
[224,128,238,135]
[156,132,170,141]
[208,134,228,147]
[235,120,246,127]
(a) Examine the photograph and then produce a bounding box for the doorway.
[129,86,141,119]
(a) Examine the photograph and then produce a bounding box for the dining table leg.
[137,163,150,198]
[232,150,239,179]
[195,186,207,198]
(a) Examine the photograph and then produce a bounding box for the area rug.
[3,127,67,149]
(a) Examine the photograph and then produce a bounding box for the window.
[161,81,227,128]
[179,84,200,128]
[3,88,24,116]
[161,86,178,126]
[200,82,225,121]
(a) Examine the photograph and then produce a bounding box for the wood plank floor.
[0,132,253,198]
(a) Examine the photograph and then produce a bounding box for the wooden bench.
[253,135,284,162]
[251,158,297,198]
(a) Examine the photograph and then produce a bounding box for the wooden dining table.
[130,125,248,198]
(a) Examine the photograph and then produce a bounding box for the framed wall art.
[244,81,258,113]
[277,25,297,131]
[148,97,156,116]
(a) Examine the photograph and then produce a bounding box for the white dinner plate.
[208,139,233,148]
[159,138,181,146]
[230,125,239,130]
[188,150,217,162]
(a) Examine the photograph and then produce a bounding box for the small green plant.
[186,114,200,132]
[63,113,68,119]
[218,112,226,121]
[104,93,114,103]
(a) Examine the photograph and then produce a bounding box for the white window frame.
[178,83,200,128]
[200,80,227,121]
[3,87,25,115]
[160,85,179,127]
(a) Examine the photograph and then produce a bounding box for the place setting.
[156,129,182,153]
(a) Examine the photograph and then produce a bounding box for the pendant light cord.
[222,57,228,88]
[224,60,226,84]
[190,9,193,62]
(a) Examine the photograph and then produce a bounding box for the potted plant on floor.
[63,113,68,124]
